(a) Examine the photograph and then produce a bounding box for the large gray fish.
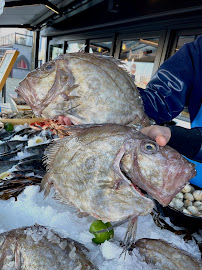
[0,224,97,270]
[135,238,202,270]
[15,53,149,127]
[41,124,195,221]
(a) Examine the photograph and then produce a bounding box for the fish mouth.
[114,141,148,199]
[120,166,144,195]
[119,154,146,198]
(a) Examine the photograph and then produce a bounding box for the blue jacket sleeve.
[139,35,202,124]
[167,126,202,162]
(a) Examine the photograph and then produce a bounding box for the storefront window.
[119,38,159,89]
[174,35,196,53]
[65,41,86,53]
[49,44,63,60]
[89,41,112,56]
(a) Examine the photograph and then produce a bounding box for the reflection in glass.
[49,44,63,60]
[65,42,86,53]
[89,41,112,56]
[175,35,196,53]
[119,38,159,89]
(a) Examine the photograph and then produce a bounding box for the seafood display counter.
[156,184,202,232]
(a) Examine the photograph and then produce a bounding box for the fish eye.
[46,64,53,69]
[140,140,159,154]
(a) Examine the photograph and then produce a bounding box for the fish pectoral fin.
[62,84,79,96]
[76,209,89,218]
[40,173,52,197]
[121,216,138,253]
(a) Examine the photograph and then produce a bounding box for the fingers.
[155,135,167,147]
[58,115,72,126]
[140,126,171,146]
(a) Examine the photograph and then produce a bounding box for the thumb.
[155,135,167,146]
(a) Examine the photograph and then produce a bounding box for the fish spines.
[40,172,53,197]
[43,138,70,171]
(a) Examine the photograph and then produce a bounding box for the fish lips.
[125,143,196,207]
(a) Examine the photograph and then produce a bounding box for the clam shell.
[187,206,199,215]
[190,185,195,192]
[174,199,184,209]
[169,201,175,208]
[193,190,202,201]
[197,205,202,211]
[182,209,192,215]
[193,201,202,207]
[184,199,192,207]
[181,184,192,193]
[184,193,194,201]
[175,192,184,200]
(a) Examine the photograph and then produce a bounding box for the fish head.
[121,135,196,206]
[15,55,74,117]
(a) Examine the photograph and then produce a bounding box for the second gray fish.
[0,224,97,270]
[41,124,196,221]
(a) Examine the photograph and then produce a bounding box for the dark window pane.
[175,35,195,53]
[89,41,112,56]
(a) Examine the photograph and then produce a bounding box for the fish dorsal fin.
[98,55,133,77]
[43,137,72,171]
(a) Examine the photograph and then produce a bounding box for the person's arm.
[139,36,202,124]
[167,126,202,162]
[140,125,202,162]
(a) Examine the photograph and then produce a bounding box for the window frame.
[168,28,202,58]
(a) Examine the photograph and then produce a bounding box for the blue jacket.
[140,35,202,125]
[139,35,202,187]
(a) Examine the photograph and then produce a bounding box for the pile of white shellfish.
[169,184,202,218]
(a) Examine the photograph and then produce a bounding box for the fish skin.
[15,53,149,127]
[0,225,97,270]
[121,138,196,206]
[41,124,195,222]
[135,238,202,270]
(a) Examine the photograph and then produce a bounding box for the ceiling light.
[45,4,59,14]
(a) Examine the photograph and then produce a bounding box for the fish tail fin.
[40,172,52,197]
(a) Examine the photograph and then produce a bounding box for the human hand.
[58,115,72,125]
[140,125,171,146]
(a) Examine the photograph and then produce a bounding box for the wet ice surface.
[0,186,201,270]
